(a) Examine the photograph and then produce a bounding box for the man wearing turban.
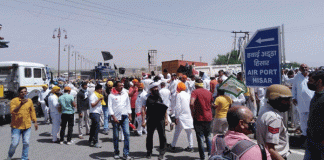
[48,86,61,143]
[169,82,194,152]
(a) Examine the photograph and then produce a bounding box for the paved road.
[0,117,305,160]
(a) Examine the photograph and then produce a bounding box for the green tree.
[212,50,242,65]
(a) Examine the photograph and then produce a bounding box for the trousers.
[8,128,31,160]
[135,114,146,135]
[299,112,309,136]
[146,118,166,155]
[60,113,74,142]
[212,118,228,136]
[171,123,193,148]
[89,113,100,144]
[40,101,49,121]
[50,112,61,142]
[78,109,90,136]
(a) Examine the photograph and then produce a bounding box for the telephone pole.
[231,31,249,51]
[181,54,184,61]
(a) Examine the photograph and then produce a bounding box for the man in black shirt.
[142,82,168,160]
[77,82,90,139]
[304,70,324,160]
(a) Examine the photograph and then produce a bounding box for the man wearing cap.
[169,82,194,152]
[129,79,139,127]
[256,84,292,160]
[190,79,214,159]
[134,83,147,136]
[143,82,169,159]
[58,86,76,145]
[48,86,61,143]
[102,81,113,135]
[38,84,51,123]
[108,81,132,159]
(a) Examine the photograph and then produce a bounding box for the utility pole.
[231,31,249,51]
[181,54,184,61]
[53,28,67,78]
[200,56,202,62]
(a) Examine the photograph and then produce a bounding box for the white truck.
[194,64,242,77]
[0,61,50,123]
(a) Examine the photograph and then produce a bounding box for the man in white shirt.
[108,81,132,160]
[48,86,61,143]
[218,70,228,81]
[135,83,148,136]
[292,64,315,137]
[159,82,172,125]
[143,75,154,92]
[168,73,180,130]
[88,84,104,148]
[187,75,196,94]
[38,84,51,123]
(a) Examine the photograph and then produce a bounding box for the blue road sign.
[245,26,281,87]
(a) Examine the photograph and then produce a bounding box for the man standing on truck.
[38,84,50,123]
[7,87,38,160]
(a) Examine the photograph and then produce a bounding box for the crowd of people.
[6,64,324,160]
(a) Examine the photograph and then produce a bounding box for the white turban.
[148,82,160,91]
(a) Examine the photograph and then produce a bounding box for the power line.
[71,0,231,33]
[43,0,230,33]
[1,3,200,38]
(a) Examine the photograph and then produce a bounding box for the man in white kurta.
[135,83,148,136]
[159,82,172,124]
[143,75,154,92]
[292,64,314,136]
[48,86,61,142]
[170,82,194,151]
[168,74,180,116]
[38,85,51,123]
[226,93,246,107]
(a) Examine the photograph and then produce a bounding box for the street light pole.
[64,44,74,81]
[53,27,67,78]
[72,51,79,80]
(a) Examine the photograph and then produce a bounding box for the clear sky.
[1,0,323,71]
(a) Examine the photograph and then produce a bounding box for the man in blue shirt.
[58,86,76,145]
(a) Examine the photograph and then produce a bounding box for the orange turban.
[177,82,186,92]
[132,79,139,84]
[182,75,187,80]
[138,83,144,89]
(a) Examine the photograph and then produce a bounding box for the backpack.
[209,135,267,160]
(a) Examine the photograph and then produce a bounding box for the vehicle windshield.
[0,67,12,75]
